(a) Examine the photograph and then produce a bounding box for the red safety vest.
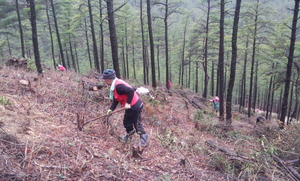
[114,79,139,107]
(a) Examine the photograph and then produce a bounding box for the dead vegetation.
[0,65,299,181]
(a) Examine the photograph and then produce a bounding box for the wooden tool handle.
[82,107,126,127]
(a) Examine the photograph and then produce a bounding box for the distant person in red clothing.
[210,96,220,113]
[56,64,66,71]
[167,80,172,89]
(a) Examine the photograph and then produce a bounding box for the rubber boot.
[120,130,135,143]
[140,134,148,147]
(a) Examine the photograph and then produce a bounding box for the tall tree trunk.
[218,0,225,120]
[6,31,12,56]
[226,0,241,125]
[277,87,283,119]
[16,0,25,58]
[45,0,56,69]
[84,18,92,69]
[195,61,199,93]
[140,0,147,84]
[203,0,211,98]
[157,40,161,81]
[28,0,42,74]
[180,14,189,88]
[289,79,299,122]
[69,34,77,72]
[287,80,294,124]
[280,0,299,128]
[64,43,70,68]
[266,64,274,120]
[147,0,156,89]
[290,97,298,122]
[247,0,259,118]
[26,46,31,58]
[106,0,120,78]
[253,59,259,112]
[211,62,214,96]
[188,57,191,88]
[178,62,181,85]
[164,0,170,90]
[132,39,136,79]
[256,89,260,109]
[99,0,104,73]
[145,44,149,84]
[269,74,276,119]
[121,38,126,77]
[125,21,129,79]
[291,64,300,121]
[74,42,80,73]
[88,0,100,72]
[239,36,249,112]
[50,0,66,68]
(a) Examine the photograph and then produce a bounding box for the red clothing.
[167,80,172,88]
[58,65,66,71]
[114,79,139,107]
[213,96,219,102]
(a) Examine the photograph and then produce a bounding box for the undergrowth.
[192,107,300,180]
[0,66,298,181]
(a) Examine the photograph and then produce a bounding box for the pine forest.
[1,0,300,180]
[1,0,300,127]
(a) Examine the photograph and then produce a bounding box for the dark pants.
[256,116,265,124]
[123,99,146,135]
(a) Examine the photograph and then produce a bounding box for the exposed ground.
[0,66,299,181]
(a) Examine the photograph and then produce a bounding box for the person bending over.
[101,69,148,147]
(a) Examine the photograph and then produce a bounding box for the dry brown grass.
[0,66,299,181]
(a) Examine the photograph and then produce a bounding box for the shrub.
[0,96,11,105]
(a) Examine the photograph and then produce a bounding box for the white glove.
[125,103,131,109]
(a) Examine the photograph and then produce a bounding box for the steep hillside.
[0,67,299,181]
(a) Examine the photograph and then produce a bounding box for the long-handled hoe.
[76,107,145,158]
[77,107,126,131]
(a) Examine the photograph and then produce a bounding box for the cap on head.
[101,69,116,79]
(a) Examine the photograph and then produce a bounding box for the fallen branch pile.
[272,154,300,181]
